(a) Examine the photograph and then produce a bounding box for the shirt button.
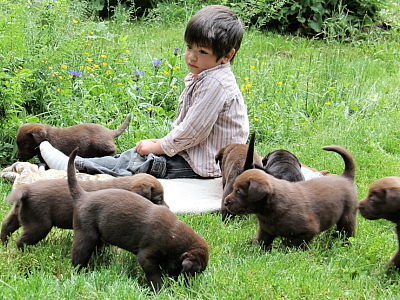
[170,149,175,153]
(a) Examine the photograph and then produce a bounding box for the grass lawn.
[1,0,400,299]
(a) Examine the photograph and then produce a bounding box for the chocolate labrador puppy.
[224,145,358,249]
[16,114,131,161]
[1,173,167,247]
[67,149,209,292]
[262,149,305,182]
[215,132,262,221]
[358,176,400,270]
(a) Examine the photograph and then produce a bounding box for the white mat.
[1,163,323,214]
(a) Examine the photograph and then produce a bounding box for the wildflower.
[105,70,112,75]
[90,31,94,34]
[93,64,99,68]
[278,81,283,85]
[125,49,131,54]
[101,54,107,58]
[254,117,260,122]
[171,85,177,88]
[84,52,90,55]
[102,62,108,66]
[134,70,144,81]
[173,66,180,71]
[73,20,79,24]
[118,59,123,63]
[164,71,169,75]
[68,70,82,79]
[244,77,249,81]
[261,62,265,65]
[61,64,67,69]
[250,65,256,69]
[152,59,162,68]
[325,101,332,105]
[48,66,53,70]
[174,47,180,56]
[245,83,252,88]
[59,76,63,79]
[87,58,93,62]
[147,107,152,111]
[117,82,122,85]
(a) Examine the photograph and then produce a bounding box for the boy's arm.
[136,139,165,156]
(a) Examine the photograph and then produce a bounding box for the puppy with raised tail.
[1,173,167,247]
[215,132,262,221]
[67,148,209,292]
[358,176,400,270]
[16,114,131,161]
[224,145,358,249]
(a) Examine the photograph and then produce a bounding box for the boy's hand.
[135,139,165,156]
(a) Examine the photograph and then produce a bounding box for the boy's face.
[185,44,233,75]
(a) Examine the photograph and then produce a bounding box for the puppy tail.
[322,145,356,180]
[112,113,131,137]
[67,148,85,202]
[243,131,256,171]
[6,185,28,204]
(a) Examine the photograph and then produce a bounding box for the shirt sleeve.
[160,77,226,157]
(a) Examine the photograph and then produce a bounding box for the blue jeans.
[75,148,202,179]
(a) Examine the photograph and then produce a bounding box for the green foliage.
[221,0,388,39]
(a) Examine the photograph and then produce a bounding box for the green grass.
[1,0,400,299]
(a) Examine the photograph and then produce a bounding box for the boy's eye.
[199,50,208,54]
[186,45,192,50]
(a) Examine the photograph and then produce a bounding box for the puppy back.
[111,113,131,137]
[6,185,29,204]
[67,148,85,201]
[322,145,355,180]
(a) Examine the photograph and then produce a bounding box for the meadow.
[1,0,400,299]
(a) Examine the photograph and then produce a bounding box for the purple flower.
[68,70,82,77]
[133,70,144,81]
[152,59,162,68]
[174,47,180,56]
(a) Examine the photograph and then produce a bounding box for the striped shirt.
[160,63,249,177]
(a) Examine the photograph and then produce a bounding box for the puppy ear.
[29,127,47,144]
[247,180,269,202]
[385,188,400,212]
[215,148,224,165]
[180,253,202,275]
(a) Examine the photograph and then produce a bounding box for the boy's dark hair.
[184,5,243,64]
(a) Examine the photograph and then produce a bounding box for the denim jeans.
[75,148,202,179]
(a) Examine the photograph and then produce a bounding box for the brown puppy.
[358,176,400,270]
[262,149,305,182]
[16,114,131,161]
[215,132,262,221]
[67,149,208,292]
[1,173,167,247]
[224,145,358,249]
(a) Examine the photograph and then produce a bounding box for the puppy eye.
[236,189,241,195]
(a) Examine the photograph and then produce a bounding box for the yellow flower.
[173,66,180,71]
[73,20,79,24]
[164,71,169,75]
[79,66,84,69]
[61,64,67,69]
[56,88,60,92]
[87,58,93,62]
[125,49,130,54]
[102,62,108,66]
[147,107,152,111]
[59,76,63,79]
[101,55,107,58]
[90,31,94,34]
[244,77,249,81]
[93,64,99,68]
[84,52,90,55]
[118,59,123,63]
[48,66,53,70]
[240,87,245,91]
[250,65,256,69]
[171,85,177,88]
[261,62,265,65]
[86,66,92,71]
[117,82,122,85]
[245,83,252,88]
[105,70,112,75]
[325,101,332,105]
[278,81,283,85]
[254,117,260,122]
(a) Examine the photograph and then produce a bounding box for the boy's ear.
[221,48,236,63]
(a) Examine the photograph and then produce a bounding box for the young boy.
[39,5,249,179]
